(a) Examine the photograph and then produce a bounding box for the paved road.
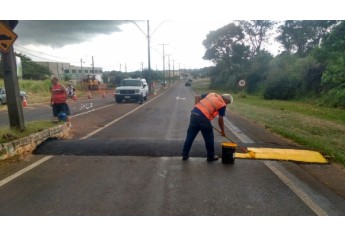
[1,83,345,215]
[0,92,116,127]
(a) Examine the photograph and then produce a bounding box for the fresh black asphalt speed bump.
[34,139,220,157]
[35,139,304,159]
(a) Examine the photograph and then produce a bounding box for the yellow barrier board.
[235,147,328,164]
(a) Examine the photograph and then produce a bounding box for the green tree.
[203,23,249,64]
[16,53,52,80]
[264,54,300,100]
[238,20,276,59]
[276,20,337,57]
[314,21,345,108]
[246,50,273,93]
[203,23,250,90]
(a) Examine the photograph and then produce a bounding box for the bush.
[263,78,298,100]
[321,87,345,108]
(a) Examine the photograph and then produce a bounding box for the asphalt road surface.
[0,92,116,127]
[1,83,345,215]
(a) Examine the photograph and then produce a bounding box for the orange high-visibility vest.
[195,93,226,120]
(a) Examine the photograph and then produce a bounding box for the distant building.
[36,61,103,80]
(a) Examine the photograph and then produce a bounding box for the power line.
[15,44,77,61]
[14,48,79,64]
[14,49,60,61]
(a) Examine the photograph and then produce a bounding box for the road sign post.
[0,20,25,130]
[238,79,246,98]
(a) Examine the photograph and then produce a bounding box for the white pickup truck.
[114,78,149,104]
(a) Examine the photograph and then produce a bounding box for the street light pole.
[92,56,94,74]
[167,55,171,85]
[172,59,175,84]
[147,20,152,92]
[126,20,169,93]
[159,43,168,84]
[80,58,84,78]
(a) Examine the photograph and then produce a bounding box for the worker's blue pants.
[182,113,214,159]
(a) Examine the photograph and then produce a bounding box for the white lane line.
[0,155,54,188]
[223,117,254,143]
[80,89,171,140]
[264,161,332,216]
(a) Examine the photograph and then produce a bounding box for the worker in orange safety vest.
[182,93,233,162]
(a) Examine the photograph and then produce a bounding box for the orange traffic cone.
[102,91,106,98]
[87,91,92,99]
[22,97,28,107]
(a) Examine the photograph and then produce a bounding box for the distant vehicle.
[114,78,148,104]
[81,74,101,91]
[0,88,26,105]
[185,81,191,87]
[161,81,167,87]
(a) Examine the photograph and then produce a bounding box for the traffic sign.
[0,22,18,53]
[238,79,246,87]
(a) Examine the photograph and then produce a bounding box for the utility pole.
[159,43,168,83]
[92,56,94,74]
[126,20,169,92]
[1,20,24,130]
[141,62,144,76]
[80,59,84,78]
[119,63,122,72]
[125,63,127,73]
[56,63,60,79]
[147,20,152,92]
[168,55,171,85]
[172,60,175,84]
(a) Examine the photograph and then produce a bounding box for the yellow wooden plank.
[235,148,328,164]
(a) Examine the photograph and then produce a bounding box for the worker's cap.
[222,94,233,104]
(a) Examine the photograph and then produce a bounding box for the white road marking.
[223,117,254,143]
[80,89,171,140]
[0,155,54,188]
[263,161,335,216]
[70,104,114,119]
[79,102,93,111]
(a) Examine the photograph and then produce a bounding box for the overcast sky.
[7,0,340,73]
[13,20,280,72]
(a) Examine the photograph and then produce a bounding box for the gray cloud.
[15,20,128,47]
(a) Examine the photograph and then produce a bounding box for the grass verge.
[193,79,345,165]
[0,79,51,105]
[0,120,58,144]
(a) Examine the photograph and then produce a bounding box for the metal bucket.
[222,142,237,164]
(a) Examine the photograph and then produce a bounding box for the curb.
[0,123,72,161]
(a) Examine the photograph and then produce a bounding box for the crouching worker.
[182,93,233,162]
[50,76,71,124]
